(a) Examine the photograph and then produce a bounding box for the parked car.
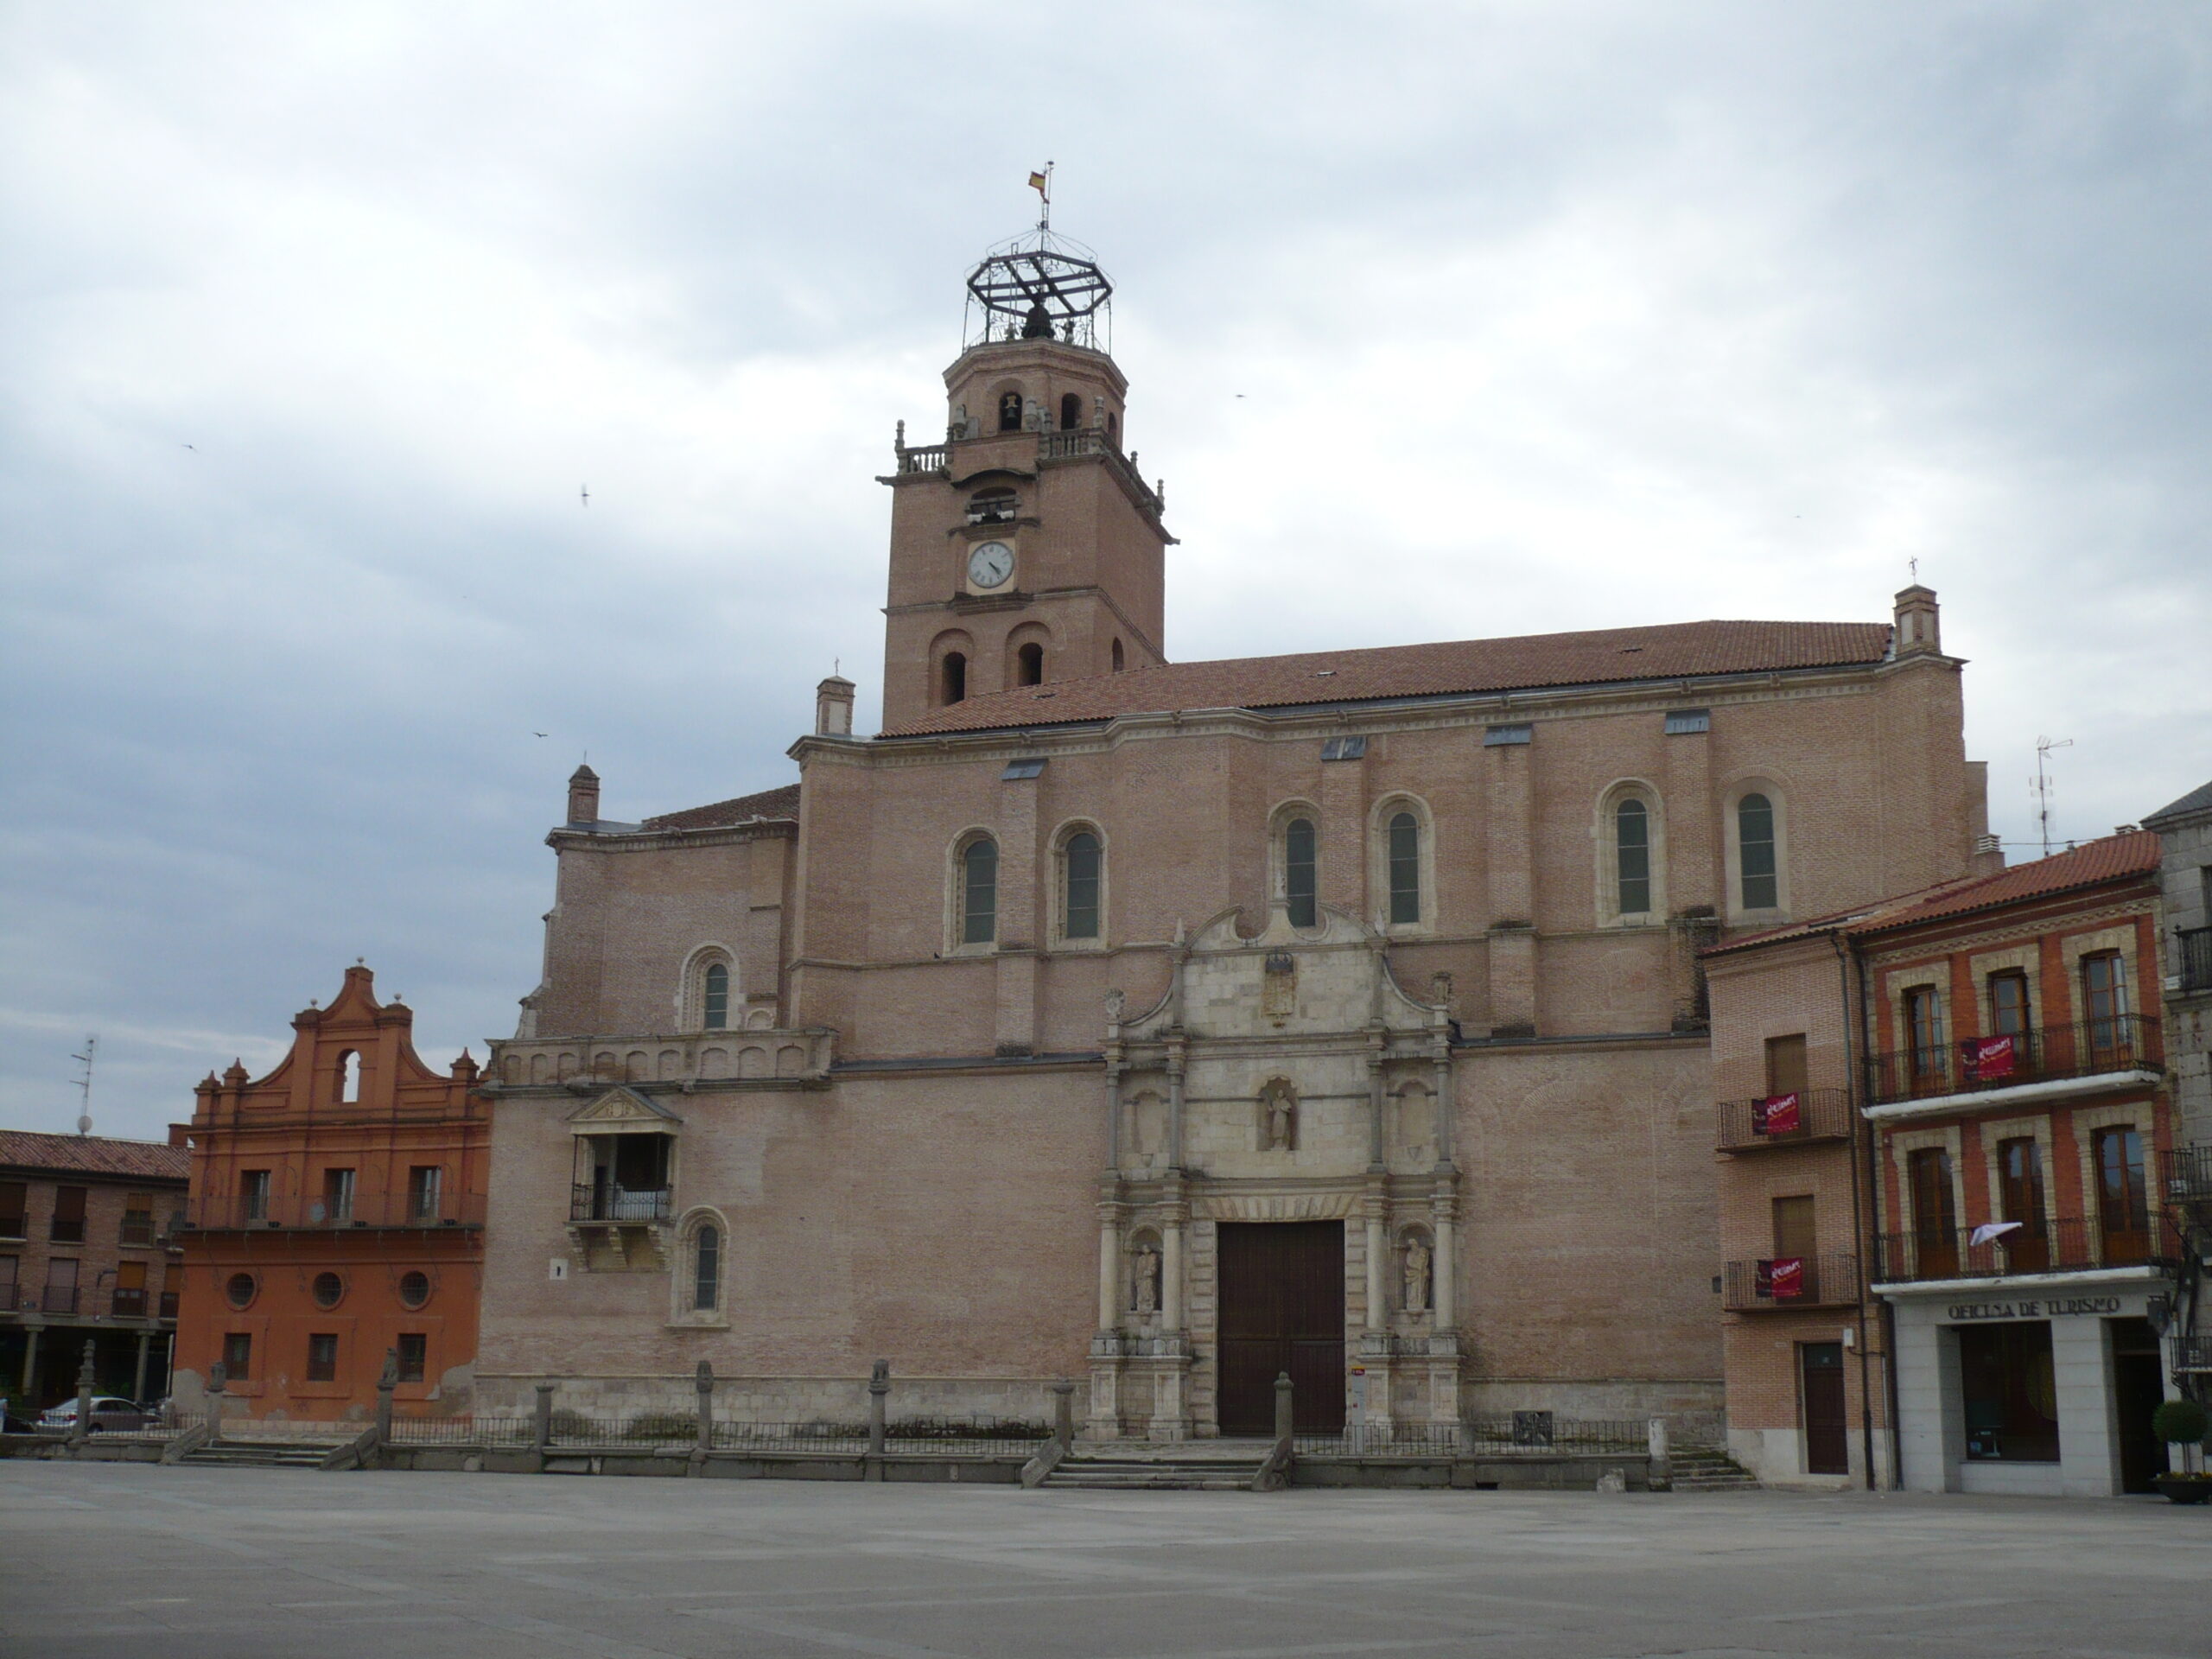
[36,1396,153,1433]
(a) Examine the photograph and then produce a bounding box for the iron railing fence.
[1293,1415,1650,1459]
[1865,1015,2161,1107]
[2179,928,2212,995]
[567,1185,671,1224]
[1721,1254,1860,1311]
[2173,1336,2212,1375]
[1876,1214,2183,1283]
[1715,1088,1853,1153]
[184,1191,487,1230]
[386,1415,537,1446]
[2164,1146,2212,1209]
[528,1413,1049,1453]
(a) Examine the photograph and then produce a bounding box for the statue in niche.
[1430,970,1454,1010]
[1130,1243,1161,1317]
[1260,1082,1297,1151]
[1402,1236,1433,1314]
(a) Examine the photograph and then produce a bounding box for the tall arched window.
[692,1224,721,1312]
[1063,831,1101,940]
[997,391,1023,432]
[940,651,968,705]
[1616,798,1651,915]
[1059,392,1082,430]
[1738,794,1777,909]
[702,963,729,1030]
[961,836,998,946]
[1017,642,1045,686]
[1110,638,1125,672]
[1286,817,1318,928]
[1106,411,1119,448]
[1387,811,1421,925]
[336,1051,360,1103]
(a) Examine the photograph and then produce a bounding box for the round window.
[311,1271,344,1309]
[397,1270,431,1310]
[224,1272,257,1310]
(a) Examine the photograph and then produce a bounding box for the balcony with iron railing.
[569,1184,672,1224]
[1716,1088,1853,1154]
[1722,1254,1859,1311]
[2178,928,2212,995]
[1874,1215,2181,1285]
[39,1286,80,1314]
[2175,1335,2212,1374]
[111,1288,148,1319]
[2166,1146,2212,1210]
[183,1190,487,1231]
[1865,1015,2161,1111]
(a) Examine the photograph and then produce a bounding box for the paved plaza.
[3,1463,2209,1659]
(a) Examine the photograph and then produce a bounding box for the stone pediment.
[1121,905,1446,1043]
[564,1086,683,1133]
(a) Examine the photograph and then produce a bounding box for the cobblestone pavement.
[3,1462,2209,1658]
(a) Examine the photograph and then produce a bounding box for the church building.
[475,223,1997,1442]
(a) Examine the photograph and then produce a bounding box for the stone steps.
[1669,1449,1760,1491]
[179,1440,346,1470]
[1043,1444,1273,1493]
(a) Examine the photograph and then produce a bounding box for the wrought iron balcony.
[1875,1215,2180,1284]
[1864,1015,2161,1109]
[2178,927,2212,994]
[569,1184,671,1224]
[40,1287,80,1314]
[1722,1254,1859,1311]
[2165,1146,2212,1210]
[110,1288,147,1319]
[2175,1336,2212,1374]
[1716,1088,1853,1153]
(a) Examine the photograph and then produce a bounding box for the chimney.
[567,764,601,824]
[1893,586,1941,657]
[815,676,856,737]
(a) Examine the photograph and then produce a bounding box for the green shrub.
[2152,1397,2209,1447]
[622,1413,701,1442]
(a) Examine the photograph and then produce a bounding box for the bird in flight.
[580,485,589,506]
[182,443,195,450]
[533,731,548,738]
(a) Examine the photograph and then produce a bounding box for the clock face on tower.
[966,541,1014,590]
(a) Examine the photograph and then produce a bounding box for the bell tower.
[878,225,1173,729]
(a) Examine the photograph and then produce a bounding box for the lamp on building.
[2145,1292,2174,1337]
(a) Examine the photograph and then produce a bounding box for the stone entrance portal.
[1217,1221,1345,1434]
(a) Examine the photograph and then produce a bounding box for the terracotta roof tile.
[0,1130,190,1182]
[1850,831,2161,934]
[880,619,1895,738]
[643,782,801,832]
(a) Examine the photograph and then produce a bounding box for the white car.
[36,1395,151,1433]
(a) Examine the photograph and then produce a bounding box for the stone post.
[1647,1416,1670,1491]
[373,1348,397,1460]
[207,1359,227,1433]
[1274,1373,1294,1443]
[533,1380,555,1456]
[131,1331,151,1405]
[867,1360,889,1459]
[694,1359,715,1457]
[67,1340,95,1447]
[20,1325,41,1395]
[1052,1377,1076,1451]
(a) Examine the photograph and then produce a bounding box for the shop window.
[1061,831,1102,940]
[1908,1147,1957,1276]
[1996,1138,2050,1271]
[2094,1126,2149,1262]
[407,1165,443,1223]
[225,1271,257,1310]
[321,1167,356,1224]
[1987,969,2030,1037]
[958,836,998,946]
[112,1260,147,1318]
[398,1270,432,1310]
[312,1271,344,1309]
[1387,811,1421,925]
[1764,1033,1808,1097]
[396,1333,427,1383]
[702,962,729,1031]
[240,1169,270,1223]
[119,1192,155,1245]
[306,1333,339,1382]
[1960,1322,2059,1462]
[50,1185,86,1244]
[42,1257,79,1314]
[1615,798,1651,915]
[221,1331,253,1382]
[1738,794,1778,910]
[1285,817,1318,929]
[692,1224,721,1313]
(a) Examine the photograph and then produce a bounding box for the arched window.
[966,487,1016,524]
[1111,638,1125,672]
[1286,817,1318,928]
[1616,798,1651,915]
[1059,392,1083,430]
[336,1051,360,1103]
[1106,410,1119,448]
[1063,831,1102,940]
[1388,811,1421,925]
[1017,641,1045,686]
[940,651,968,705]
[1738,794,1777,910]
[702,963,729,1031]
[997,391,1023,432]
[692,1224,721,1312]
[960,836,998,946]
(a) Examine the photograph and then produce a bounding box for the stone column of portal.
[1090,1185,1128,1441]
[1096,1199,1122,1331]
[1363,1184,1389,1337]
[1161,1182,1186,1336]
[1165,1039,1187,1168]
[1155,1180,1192,1443]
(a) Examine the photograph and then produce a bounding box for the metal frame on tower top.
[962,168,1113,353]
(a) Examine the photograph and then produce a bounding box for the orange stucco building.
[173,966,490,1421]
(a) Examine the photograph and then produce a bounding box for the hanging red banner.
[1961,1035,2018,1082]
[1754,1092,1802,1135]
[1757,1256,1806,1300]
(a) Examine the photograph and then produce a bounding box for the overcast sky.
[3,3,2208,1141]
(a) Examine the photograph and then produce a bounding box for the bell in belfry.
[1021,300,1053,339]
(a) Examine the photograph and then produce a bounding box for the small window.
[692,1224,721,1312]
[1017,641,1045,686]
[1001,756,1046,780]
[119,1192,155,1245]
[322,1167,356,1224]
[0,1179,24,1237]
[1988,970,2030,1037]
[1059,392,1083,430]
[221,1332,253,1382]
[1664,709,1711,734]
[1286,818,1318,929]
[225,1271,257,1310]
[1064,832,1102,940]
[1738,794,1778,909]
[396,1332,427,1384]
[1111,638,1125,672]
[1484,723,1532,747]
[1388,811,1421,925]
[50,1185,86,1243]
[941,652,968,705]
[1320,735,1366,761]
[240,1169,271,1222]
[407,1164,444,1221]
[306,1333,339,1382]
[961,837,998,946]
[398,1270,432,1310]
[311,1271,344,1310]
[336,1050,361,1103]
[1906,987,1946,1086]
[1615,798,1651,915]
[702,961,729,1031]
[997,391,1023,432]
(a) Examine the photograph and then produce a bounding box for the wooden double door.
[1217,1221,1346,1435]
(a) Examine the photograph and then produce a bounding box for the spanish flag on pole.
[1028,169,1049,199]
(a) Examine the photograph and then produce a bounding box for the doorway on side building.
[2110,1318,2170,1495]
[1216,1221,1345,1435]
[1798,1341,1848,1475]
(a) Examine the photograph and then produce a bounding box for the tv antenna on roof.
[71,1034,97,1136]
[2033,736,2073,858]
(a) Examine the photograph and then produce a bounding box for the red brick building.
[174,966,490,1421]
[0,1130,189,1414]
